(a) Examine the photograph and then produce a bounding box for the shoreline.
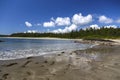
[0,37,78,40]
[1,37,120,45]
[1,37,120,46]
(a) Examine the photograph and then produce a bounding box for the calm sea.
[0,38,93,60]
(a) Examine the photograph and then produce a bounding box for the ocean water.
[0,38,93,60]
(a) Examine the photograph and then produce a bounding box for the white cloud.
[52,24,77,33]
[98,15,113,24]
[55,17,71,26]
[116,19,120,23]
[43,21,55,27]
[68,24,77,31]
[43,17,71,27]
[25,21,32,27]
[84,24,100,30]
[104,25,117,28]
[90,24,100,29]
[24,30,38,33]
[72,13,92,25]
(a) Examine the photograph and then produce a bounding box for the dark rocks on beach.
[74,38,115,46]
[26,57,33,59]
[50,61,55,65]
[0,40,4,42]
[57,54,61,56]
[40,65,45,67]
[44,60,48,63]
[23,78,27,80]
[2,63,18,67]
[26,71,32,76]
[61,52,65,53]
[83,38,114,42]
[21,60,32,67]
[2,73,9,80]
[35,62,39,64]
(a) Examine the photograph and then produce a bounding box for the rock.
[57,54,61,56]
[21,60,32,67]
[0,40,4,42]
[2,73,9,79]
[61,52,65,53]
[2,63,18,67]
[50,61,55,65]
[44,60,48,63]
[26,57,33,59]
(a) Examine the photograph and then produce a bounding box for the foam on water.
[0,38,94,60]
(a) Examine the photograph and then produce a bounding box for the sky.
[0,0,120,34]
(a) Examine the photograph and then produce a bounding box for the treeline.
[10,27,120,39]
[0,34,9,37]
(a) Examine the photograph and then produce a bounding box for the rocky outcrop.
[74,38,116,45]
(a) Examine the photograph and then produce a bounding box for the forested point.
[1,27,120,39]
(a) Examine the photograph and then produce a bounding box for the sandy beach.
[0,39,120,80]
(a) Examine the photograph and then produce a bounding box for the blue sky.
[0,0,120,34]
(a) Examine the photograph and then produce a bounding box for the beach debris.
[2,63,18,67]
[70,53,73,55]
[83,38,114,42]
[46,77,50,80]
[26,71,32,76]
[0,40,4,42]
[40,65,45,67]
[21,60,32,67]
[114,63,119,66]
[74,38,115,46]
[35,62,39,64]
[2,73,9,80]
[61,51,65,53]
[23,78,27,80]
[50,61,55,65]
[57,54,61,56]
[26,57,33,59]
[44,60,48,63]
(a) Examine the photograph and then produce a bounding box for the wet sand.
[0,40,120,80]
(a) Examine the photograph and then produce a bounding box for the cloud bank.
[42,13,93,33]
[25,13,120,33]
